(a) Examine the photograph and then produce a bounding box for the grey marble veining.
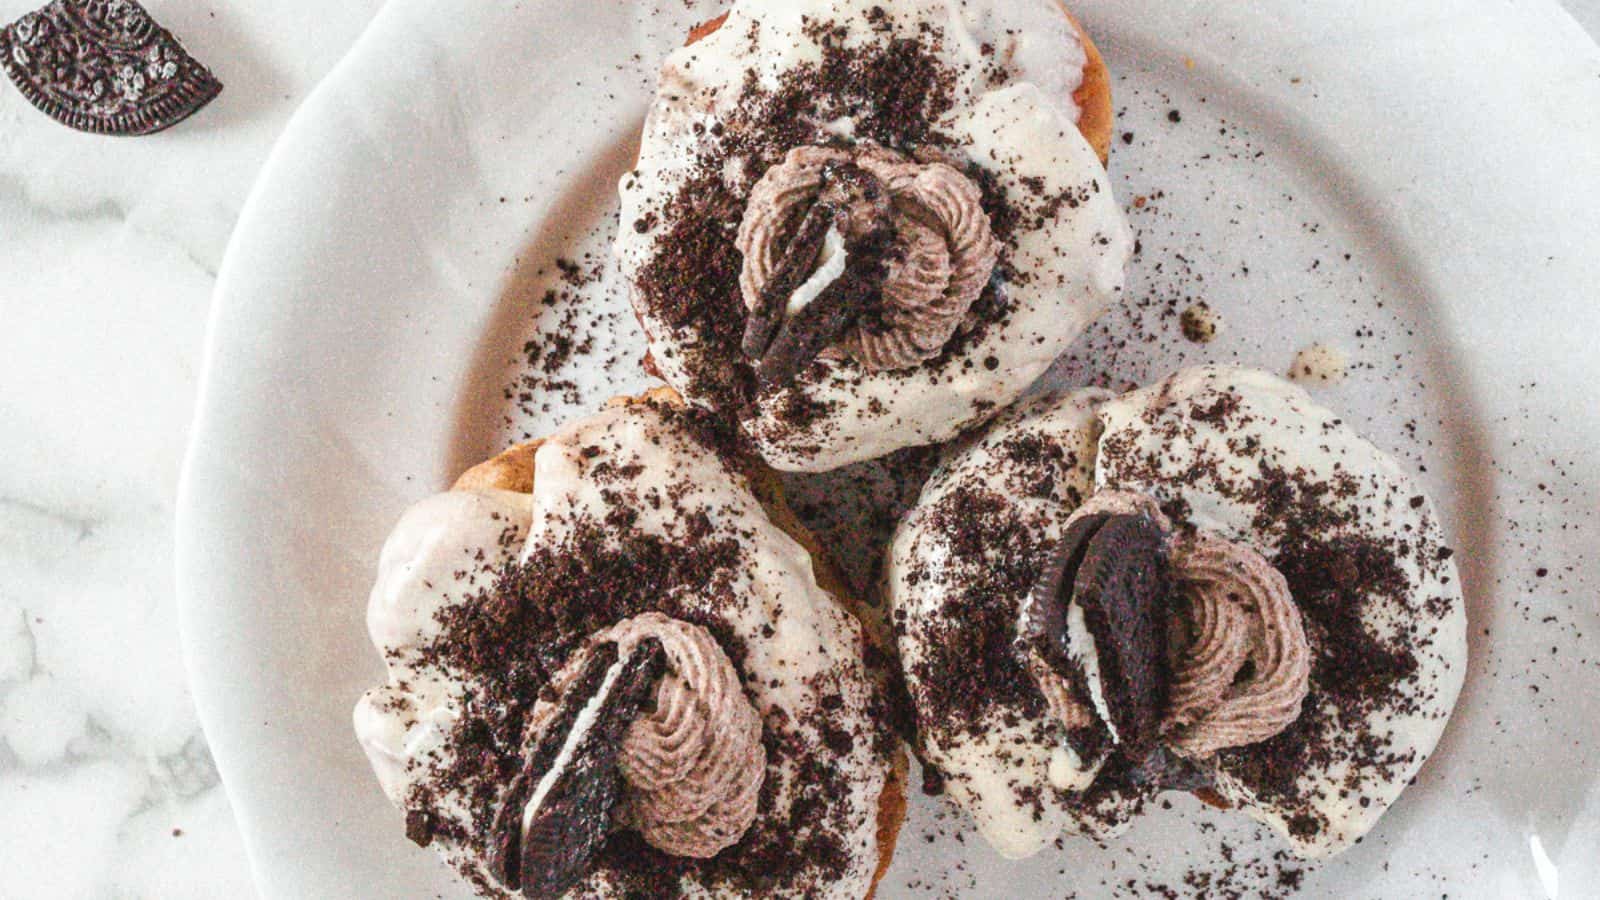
[0,1,382,895]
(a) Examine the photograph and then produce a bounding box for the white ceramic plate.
[177,1,1600,896]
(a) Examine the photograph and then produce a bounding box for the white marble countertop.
[0,1,383,895]
[0,1,1595,897]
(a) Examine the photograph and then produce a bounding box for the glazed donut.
[890,367,1466,859]
[617,0,1131,472]
[355,388,906,897]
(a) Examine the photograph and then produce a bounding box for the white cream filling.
[522,657,629,836]
[786,225,847,316]
[1065,599,1117,744]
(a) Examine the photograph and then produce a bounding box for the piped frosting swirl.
[1163,534,1311,758]
[602,612,766,858]
[737,143,999,373]
[507,611,767,869]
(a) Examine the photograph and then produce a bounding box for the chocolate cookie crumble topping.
[380,400,889,898]
[632,14,1026,419]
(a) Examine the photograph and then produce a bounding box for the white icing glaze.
[1047,743,1098,792]
[1095,366,1466,858]
[890,387,1114,858]
[357,489,532,805]
[354,402,889,896]
[892,366,1466,860]
[617,0,1129,472]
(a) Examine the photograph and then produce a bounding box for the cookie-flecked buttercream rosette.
[889,366,1466,860]
[355,389,906,898]
[616,0,1130,472]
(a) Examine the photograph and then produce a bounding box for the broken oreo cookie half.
[487,638,666,896]
[1,0,222,136]
[742,199,836,361]
[1018,512,1109,673]
[746,162,897,389]
[1021,511,1172,760]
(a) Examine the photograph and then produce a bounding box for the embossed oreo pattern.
[1,0,221,136]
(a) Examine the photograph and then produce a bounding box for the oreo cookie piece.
[742,200,836,359]
[1126,744,1214,793]
[1,0,222,136]
[1023,512,1172,761]
[755,245,886,389]
[1018,512,1111,679]
[487,638,665,895]
[751,162,897,389]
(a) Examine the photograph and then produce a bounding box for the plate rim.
[176,0,1600,895]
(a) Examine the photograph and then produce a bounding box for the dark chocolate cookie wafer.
[1025,512,1172,760]
[743,200,836,359]
[1,0,222,136]
[486,638,666,895]
[1019,512,1111,678]
[749,162,897,389]
[755,247,886,389]
[1071,514,1171,758]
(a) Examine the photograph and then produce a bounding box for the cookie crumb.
[1179,301,1220,343]
[1287,343,1346,384]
